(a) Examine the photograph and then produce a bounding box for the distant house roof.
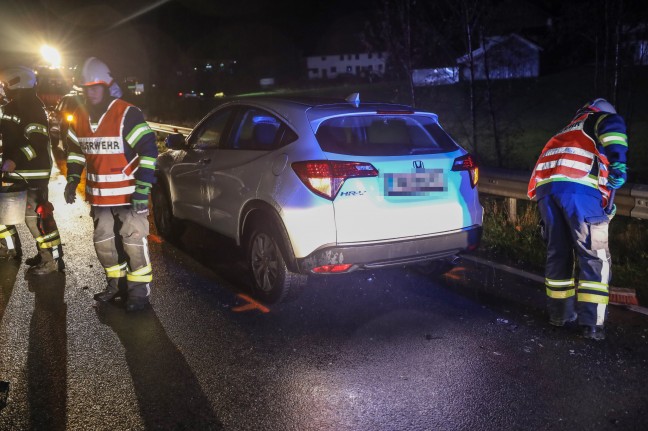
[456,33,542,64]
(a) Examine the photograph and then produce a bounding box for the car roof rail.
[345,92,360,108]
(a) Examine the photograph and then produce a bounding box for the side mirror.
[165,133,186,150]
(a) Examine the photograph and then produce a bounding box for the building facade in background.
[306,52,388,80]
[456,33,541,81]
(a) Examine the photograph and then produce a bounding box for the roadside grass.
[478,196,648,305]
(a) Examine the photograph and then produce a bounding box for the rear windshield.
[316,115,459,156]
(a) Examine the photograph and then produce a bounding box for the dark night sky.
[0,0,377,80]
[4,0,643,91]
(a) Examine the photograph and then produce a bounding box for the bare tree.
[437,0,485,155]
[479,30,503,167]
[365,0,434,107]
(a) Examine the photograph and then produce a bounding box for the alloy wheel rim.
[251,233,279,292]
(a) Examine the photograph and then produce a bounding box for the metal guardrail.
[149,121,192,136]
[149,122,648,221]
[481,167,648,221]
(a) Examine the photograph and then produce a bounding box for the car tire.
[152,183,185,242]
[247,223,307,304]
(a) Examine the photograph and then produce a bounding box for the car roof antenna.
[345,92,360,108]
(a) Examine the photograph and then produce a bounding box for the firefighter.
[0,66,64,274]
[528,98,628,341]
[64,57,158,312]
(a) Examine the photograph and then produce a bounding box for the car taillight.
[312,264,353,273]
[292,160,378,200]
[451,154,479,188]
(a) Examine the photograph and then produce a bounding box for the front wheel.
[247,224,306,304]
[151,183,185,242]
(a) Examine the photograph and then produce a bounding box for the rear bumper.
[297,225,482,273]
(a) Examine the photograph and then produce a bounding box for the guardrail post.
[505,197,517,222]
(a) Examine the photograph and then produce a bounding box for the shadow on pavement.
[95,303,223,430]
[154,219,254,296]
[0,260,21,412]
[26,271,68,431]
[0,259,20,324]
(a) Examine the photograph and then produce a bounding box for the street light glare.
[40,45,61,68]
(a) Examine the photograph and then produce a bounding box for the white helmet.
[0,66,37,89]
[589,98,616,114]
[80,57,113,87]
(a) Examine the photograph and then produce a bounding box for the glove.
[607,162,627,190]
[131,185,151,213]
[606,203,617,221]
[1,159,15,173]
[64,180,79,204]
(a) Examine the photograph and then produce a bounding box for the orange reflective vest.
[73,99,139,206]
[528,112,611,207]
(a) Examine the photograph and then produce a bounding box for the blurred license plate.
[384,169,444,196]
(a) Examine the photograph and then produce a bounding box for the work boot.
[0,247,21,260]
[25,254,42,266]
[581,325,605,341]
[126,296,150,312]
[549,312,578,327]
[94,277,127,303]
[27,258,64,275]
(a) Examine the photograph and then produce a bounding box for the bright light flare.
[40,45,61,68]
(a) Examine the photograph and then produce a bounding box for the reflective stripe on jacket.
[528,112,611,207]
[72,99,138,206]
[0,93,52,185]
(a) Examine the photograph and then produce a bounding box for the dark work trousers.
[537,192,611,327]
[0,185,62,262]
[91,206,152,299]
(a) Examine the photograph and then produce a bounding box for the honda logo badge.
[413,160,424,169]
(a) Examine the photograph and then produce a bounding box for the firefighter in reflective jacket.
[0,66,64,274]
[64,57,158,312]
[528,98,628,340]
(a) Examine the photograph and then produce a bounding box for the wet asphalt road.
[1,173,647,431]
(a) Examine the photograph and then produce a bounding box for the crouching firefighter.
[0,66,64,274]
[528,98,629,341]
[64,57,157,312]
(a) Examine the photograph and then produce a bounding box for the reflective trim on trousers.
[127,264,152,283]
[0,226,18,239]
[104,262,127,279]
[538,192,611,327]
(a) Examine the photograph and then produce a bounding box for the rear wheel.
[247,223,306,303]
[152,183,185,242]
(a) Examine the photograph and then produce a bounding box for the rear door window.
[230,108,284,150]
[316,115,458,156]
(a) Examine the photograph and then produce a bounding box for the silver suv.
[153,95,483,303]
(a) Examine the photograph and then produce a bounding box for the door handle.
[200,158,211,164]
